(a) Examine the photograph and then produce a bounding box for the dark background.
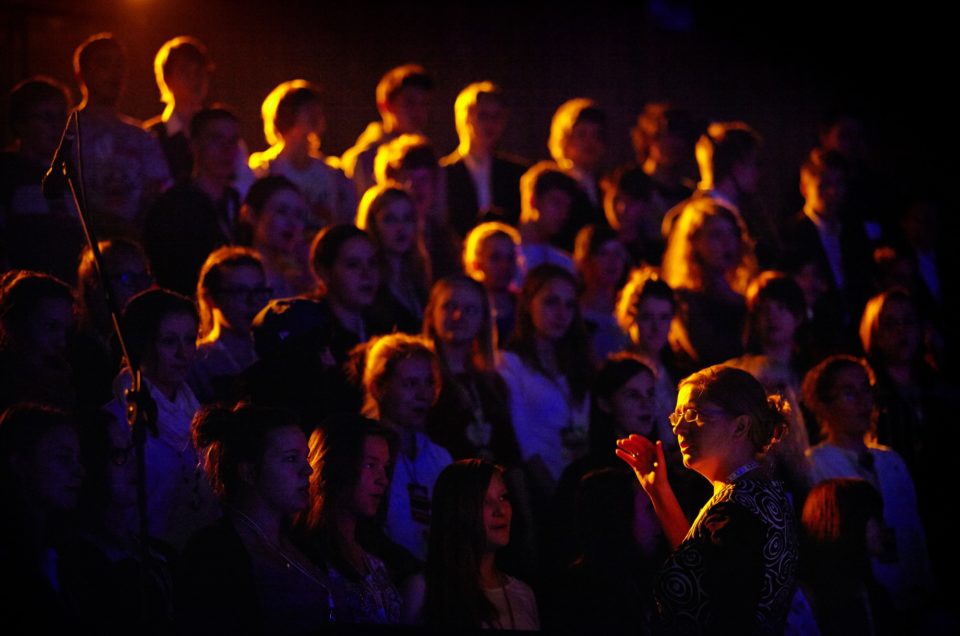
[1,0,953,218]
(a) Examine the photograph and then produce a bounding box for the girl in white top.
[424,459,539,631]
[802,354,934,612]
[106,289,219,550]
[498,264,592,495]
[362,333,452,562]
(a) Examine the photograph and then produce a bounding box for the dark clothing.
[655,478,798,635]
[59,533,176,635]
[673,288,746,368]
[784,211,874,357]
[143,180,238,297]
[368,285,424,336]
[442,151,528,236]
[554,182,608,252]
[176,517,261,635]
[145,119,194,184]
[427,369,522,466]
[0,151,85,284]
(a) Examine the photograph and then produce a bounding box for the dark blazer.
[144,118,194,184]
[442,151,528,237]
[784,211,874,358]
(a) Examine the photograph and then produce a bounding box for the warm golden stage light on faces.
[671,385,737,477]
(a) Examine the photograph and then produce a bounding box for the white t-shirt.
[384,431,453,561]
[497,351,590,488]
[483,575,540,631]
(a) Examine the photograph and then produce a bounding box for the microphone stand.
[45,108,157,621]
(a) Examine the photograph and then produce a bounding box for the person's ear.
[732,414,751,439]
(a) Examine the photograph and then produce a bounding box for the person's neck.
[195,172,230,202]
[479,550,502,589]
[387,423,419,460]
[386,253,405,283]
[580,286,615,313]
[443,341,471,374]
[701,270,734,296]
[884,362,914,387]
[644,158,683,188]
[762,341,793,365]
[534,335,559,375]
[279,138,313,169]
[149,376,180,403]
[707,450,758,494]
[333,508,359,550]
[80,97,119,120]
[461,140,492,161]
[520,222,546,245]
[232,494,283,544]
[712,180,741,209]
[165,103,199,128]
[100,504,138,544]
[829,430,868,452]
[804,203,838,229]
[329,299,364,336]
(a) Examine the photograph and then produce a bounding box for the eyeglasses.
[668,406,728,430]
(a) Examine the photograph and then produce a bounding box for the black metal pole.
[51,108,155,622]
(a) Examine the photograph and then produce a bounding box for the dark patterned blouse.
[654,477,798,635]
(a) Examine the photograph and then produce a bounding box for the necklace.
[230,507,335,619]
[725,460,760,483]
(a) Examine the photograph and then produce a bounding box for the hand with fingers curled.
[616,434,669,496]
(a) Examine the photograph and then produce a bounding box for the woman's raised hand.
[616,434,668,495]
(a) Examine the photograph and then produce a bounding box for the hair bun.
[191,405,235,449]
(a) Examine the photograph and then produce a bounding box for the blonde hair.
[548,98,600,169]
[461,221,520,281]
[362,333,441,420]
[356,182,431,298]
[453,81,501,151]
[259,79,322,147]
[661,198,757,295]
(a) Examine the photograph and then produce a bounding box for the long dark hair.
[589,353,657,456]
[424,459,502,628]
[300,414,396,580]
[506,264,592,402]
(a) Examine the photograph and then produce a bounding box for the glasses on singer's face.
[668,406,727,430]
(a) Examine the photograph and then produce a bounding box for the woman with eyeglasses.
[802,354,934,617]
[189,246,271,404]
[617,365,798,634]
